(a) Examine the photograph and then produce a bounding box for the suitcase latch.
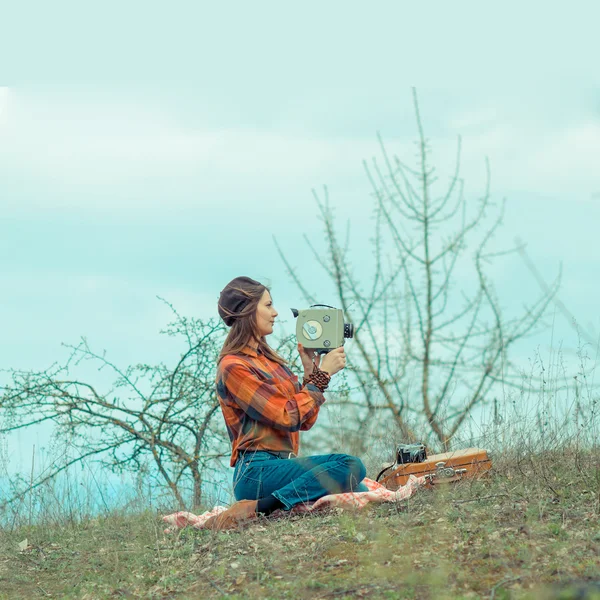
[433,462,467,480]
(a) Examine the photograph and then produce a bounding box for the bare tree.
[276,89,558,450]
[0,302,230,510]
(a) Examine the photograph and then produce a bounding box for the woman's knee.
[232,471,263,501]
[346,455,367,481]
[333,454,366,482]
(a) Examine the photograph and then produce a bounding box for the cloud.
[448,107,501,133]
[0,89,374,176]
[530,122,600,186]
[424,118,600,200]
[0,88,598,222]
[0,271,221,371]
[0,87,11,125]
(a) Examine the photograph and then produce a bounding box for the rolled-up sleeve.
[221,360,326,432]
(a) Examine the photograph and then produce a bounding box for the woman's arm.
[297,343,320,380]
[219,359,326,432]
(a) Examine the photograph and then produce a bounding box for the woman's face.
[255,290,278,337]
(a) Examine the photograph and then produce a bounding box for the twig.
[517,241,595,346]
[318,584,394,598]
[29,445,35,527]
[207,577,230,596]
[489,576,521,599]
[453,493,509,505]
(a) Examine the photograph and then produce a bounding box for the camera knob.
[323,340,331,347]
[323,315,330,322]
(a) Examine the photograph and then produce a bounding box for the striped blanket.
[162,475,424,533]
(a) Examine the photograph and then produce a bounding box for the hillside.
[1,453,599,599]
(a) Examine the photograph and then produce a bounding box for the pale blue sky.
[1,1,599,476]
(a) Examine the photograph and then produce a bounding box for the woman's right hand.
[319,347,346,376]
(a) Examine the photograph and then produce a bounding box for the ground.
[1,458,599,599]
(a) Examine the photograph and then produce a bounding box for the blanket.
[162,475,424,533]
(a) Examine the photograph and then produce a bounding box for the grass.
[1,450,599,599]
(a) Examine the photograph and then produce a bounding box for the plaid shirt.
[216,346,326,467]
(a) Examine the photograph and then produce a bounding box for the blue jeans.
[233,451,368,510]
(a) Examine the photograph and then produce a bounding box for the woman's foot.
[205,499,258,531]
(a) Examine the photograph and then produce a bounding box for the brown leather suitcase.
[379,447,492,490]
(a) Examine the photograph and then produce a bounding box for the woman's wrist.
[303,363,331,392]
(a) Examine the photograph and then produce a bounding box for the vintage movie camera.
[291,304,354,354]
[396,443,427,465]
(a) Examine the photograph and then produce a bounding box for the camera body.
[291,305,354,354]
[396,443,427,465]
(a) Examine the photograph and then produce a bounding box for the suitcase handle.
[432,462,468,480]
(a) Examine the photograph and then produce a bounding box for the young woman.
[206,276,367,530]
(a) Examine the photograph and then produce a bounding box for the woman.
[207,276,367,530]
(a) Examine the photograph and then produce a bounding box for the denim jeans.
[233,451,368,510]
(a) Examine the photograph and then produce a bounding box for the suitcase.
[379,447,492,490]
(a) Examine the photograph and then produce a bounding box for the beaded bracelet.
[303,363,331,392]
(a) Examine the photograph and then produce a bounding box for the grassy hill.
[1,452,599,599]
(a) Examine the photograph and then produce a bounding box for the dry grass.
[1,449,599,600]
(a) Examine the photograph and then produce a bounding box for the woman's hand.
[297,343,320,378]
[320,347,346,376]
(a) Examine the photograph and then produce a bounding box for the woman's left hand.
[298,343,320,378]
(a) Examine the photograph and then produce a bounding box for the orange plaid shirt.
[216,346,326,467]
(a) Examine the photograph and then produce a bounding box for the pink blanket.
[162,475,424,533]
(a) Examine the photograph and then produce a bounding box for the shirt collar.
[240,345,259,358]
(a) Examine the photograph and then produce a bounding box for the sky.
[1,1,599,482]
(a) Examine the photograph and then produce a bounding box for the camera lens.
[344,323,354,338]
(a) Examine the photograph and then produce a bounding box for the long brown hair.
[218,278,287,366]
